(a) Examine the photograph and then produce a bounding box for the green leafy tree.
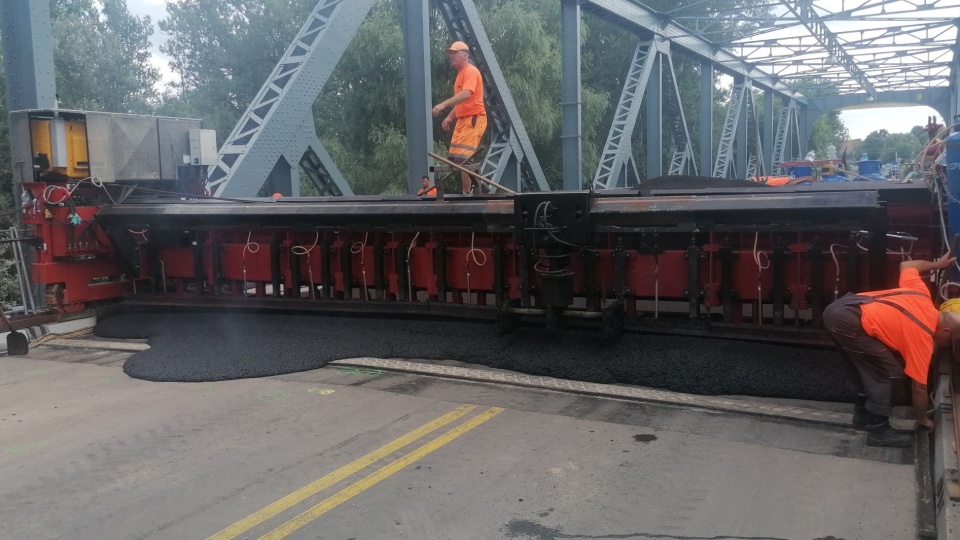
[52,0,159,112]
[158,0,318,137]
[857,128,925,163]
[858,129,890,161]
[808,112,849,159]
[158,0,777,191]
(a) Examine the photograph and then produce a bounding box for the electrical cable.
[292,232,320,299]
[350,232,369,301]
[41,177,93,205]
[129,229,148,243]
[465,232,487,304]
[242,231,260,297]
[923,158,960,299]
[407,232,420,302]
[829,243,845,301]
[753,232,770,325]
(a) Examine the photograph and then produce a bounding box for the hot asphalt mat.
[95,311,855,402]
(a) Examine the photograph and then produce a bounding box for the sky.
[126,0,942,140]
[839,106,939,139]
[127,0,175,87]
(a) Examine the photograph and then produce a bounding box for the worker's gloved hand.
[918,417,934,431]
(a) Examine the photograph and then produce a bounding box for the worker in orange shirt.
[432,41,486,195]
[822,252,960,447]
[417,175,436,196]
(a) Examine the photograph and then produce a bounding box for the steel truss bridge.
[4,0,958,197]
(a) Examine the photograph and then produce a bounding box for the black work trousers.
[822,294,906,416]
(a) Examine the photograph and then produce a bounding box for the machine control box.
[11,109,203,183]
[189,129,218,166]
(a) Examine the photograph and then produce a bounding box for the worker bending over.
[417,175,436,196]
[823,252,960,447]
[432,41,486,195]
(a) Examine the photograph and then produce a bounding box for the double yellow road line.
[207,404,503,540]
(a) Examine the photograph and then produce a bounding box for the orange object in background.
[752,176,792,186]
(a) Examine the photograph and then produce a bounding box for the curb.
[330,358,853,428]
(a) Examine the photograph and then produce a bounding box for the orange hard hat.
[271,192,283,199]
[446,41,469,53]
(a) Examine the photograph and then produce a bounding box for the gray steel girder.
[778,0,878,98]
[593,40,660,190]
[745,96,763,179]
[436,0,549,192]
[205,0,369,198]
[0,0,57,111]
[772,100,796,167]
[581,0,806,102]
[401,0,433,194]
[662,48,697,176]
[805,88,954,138]
[713,79,750,179]
[560,0,583,191]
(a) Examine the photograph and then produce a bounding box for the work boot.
[865,422,914,448]
[852,405,871,429]
[852,395,877,430]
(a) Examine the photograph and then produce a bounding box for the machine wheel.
[6,331,28,356]
[601,302,625,341]
[544,306,563,332]
[496,302,521,336]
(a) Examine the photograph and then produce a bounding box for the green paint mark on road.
[258,390,291,402]
[308,388,336,395]
[338,367,384,376]
[4,440,50,455]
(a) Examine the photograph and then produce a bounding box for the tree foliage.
[158,0,317,137]
[51,0,159,112]
[857,128,926,163]
[809,112,850,159]
[0,0,854,198]
[157,0,811,192]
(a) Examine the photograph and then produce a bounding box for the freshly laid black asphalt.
[95,310,856,402]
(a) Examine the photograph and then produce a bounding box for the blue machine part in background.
[856,158,886,181]
[946,115,960,239]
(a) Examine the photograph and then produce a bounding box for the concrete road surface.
[0,342,915,540]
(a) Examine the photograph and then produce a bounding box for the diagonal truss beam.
[779,0,878,98]
[582,0,806,102]
[593,38,698,189]
[772,99,797,167]
[206,0,371,198]
[593,40,659,189]
[661,45,697,176]
[713,79,750,179]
